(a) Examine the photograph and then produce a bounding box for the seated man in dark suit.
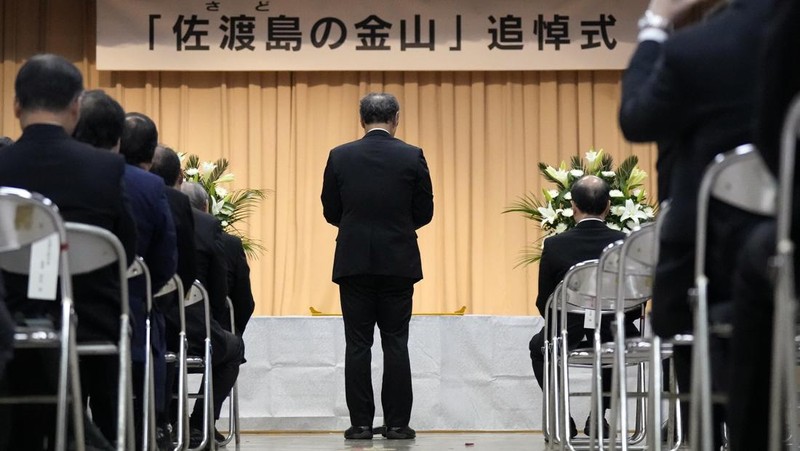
[149,145,200,443]
[220,232,255,339]
[74,95,179,448]
[528,175,638,438]
[0,53,137,450]
[150,145,197,295]
[179,181,243,445]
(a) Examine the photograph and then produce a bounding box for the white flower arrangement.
[505,149,657,264]
[181,154,269,257]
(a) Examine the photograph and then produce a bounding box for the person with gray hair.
[181,181,210,211]
[322,92,434,440]
[179,181,242,446]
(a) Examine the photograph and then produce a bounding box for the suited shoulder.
[125,164,167,191]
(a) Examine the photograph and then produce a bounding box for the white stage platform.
[229,315,605,431]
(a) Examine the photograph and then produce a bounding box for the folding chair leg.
[218,380,239,447]
[143,320,154,451]
[67,309,86,451]
[648,336,662,451]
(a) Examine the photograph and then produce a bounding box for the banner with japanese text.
[96,0,645,71]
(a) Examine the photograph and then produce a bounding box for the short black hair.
[359,92,400,125]
[120,112,158,166]
[15,54,83,112]
[73,90,125,150]
[150,145,182,186]
[570,175,611,215]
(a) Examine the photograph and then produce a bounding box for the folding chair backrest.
[64,222,129,317]
[186,281,212,338]
[710,144,777,216]
[0,188,73,299]
[696,145,777,277]
[563,259,600,310]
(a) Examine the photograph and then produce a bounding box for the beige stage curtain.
[0,1,656,316]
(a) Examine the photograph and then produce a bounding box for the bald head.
[570,175,611,216]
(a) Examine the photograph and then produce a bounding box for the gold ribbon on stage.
[309,306,467,317]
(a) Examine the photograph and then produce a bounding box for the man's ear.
[13,98,21,119]
[603,199,611,215]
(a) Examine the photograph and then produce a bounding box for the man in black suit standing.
[619,0,775,444]
[725,1,800,448]
[528,175,629,438]
[321,92,434,440]
[0,53,137,450]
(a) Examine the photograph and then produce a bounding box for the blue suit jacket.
[124,165,177,362]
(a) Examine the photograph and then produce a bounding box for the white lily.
[564,192,572,200]
[609,189,624,197]
[554,223,568,234]
[537,202,559,226]
[215,186,229,198]
[544,166,569,185]
[200,162,217,180]
[211,197,224,216]
[561,208,574,218]
[617,199,650,225]
[629,167,647,186]
[601,171,616,178]
[185,168,199,177]
[606,222,622,231]
[585,149,598,163]
[569,169,584,178]
[548,189,559,199]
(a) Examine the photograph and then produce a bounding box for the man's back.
[0,124,137,342]
[536,221,625,314]
[322,130,434,282]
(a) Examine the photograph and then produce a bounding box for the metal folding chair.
[127,257,157,451]
[769,93,800,451]
[154,275,187,451]
[691,144,777,451]
[66,222,135,451]
[600,223,678,451]
[0,187,85,451]
[552,255,651,451]
[216,296,241,447]
[185,281,215,451]
[543,282,565,445]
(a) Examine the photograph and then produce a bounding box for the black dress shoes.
[344,425,373,439]
[384,426,416,440]
[583,416,610,438]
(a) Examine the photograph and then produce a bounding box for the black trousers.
[338,275,414,428]
[189,328,244,427]
[727,221,776,451]
[529,312,639,413]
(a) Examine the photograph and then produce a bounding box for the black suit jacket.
[0,124,138,342]
[321,129,434,282]
[191,210,228,324]
[535,220,626,315]
[163,187,197,292]
[619,0,774,244]
[221,233,255,336]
